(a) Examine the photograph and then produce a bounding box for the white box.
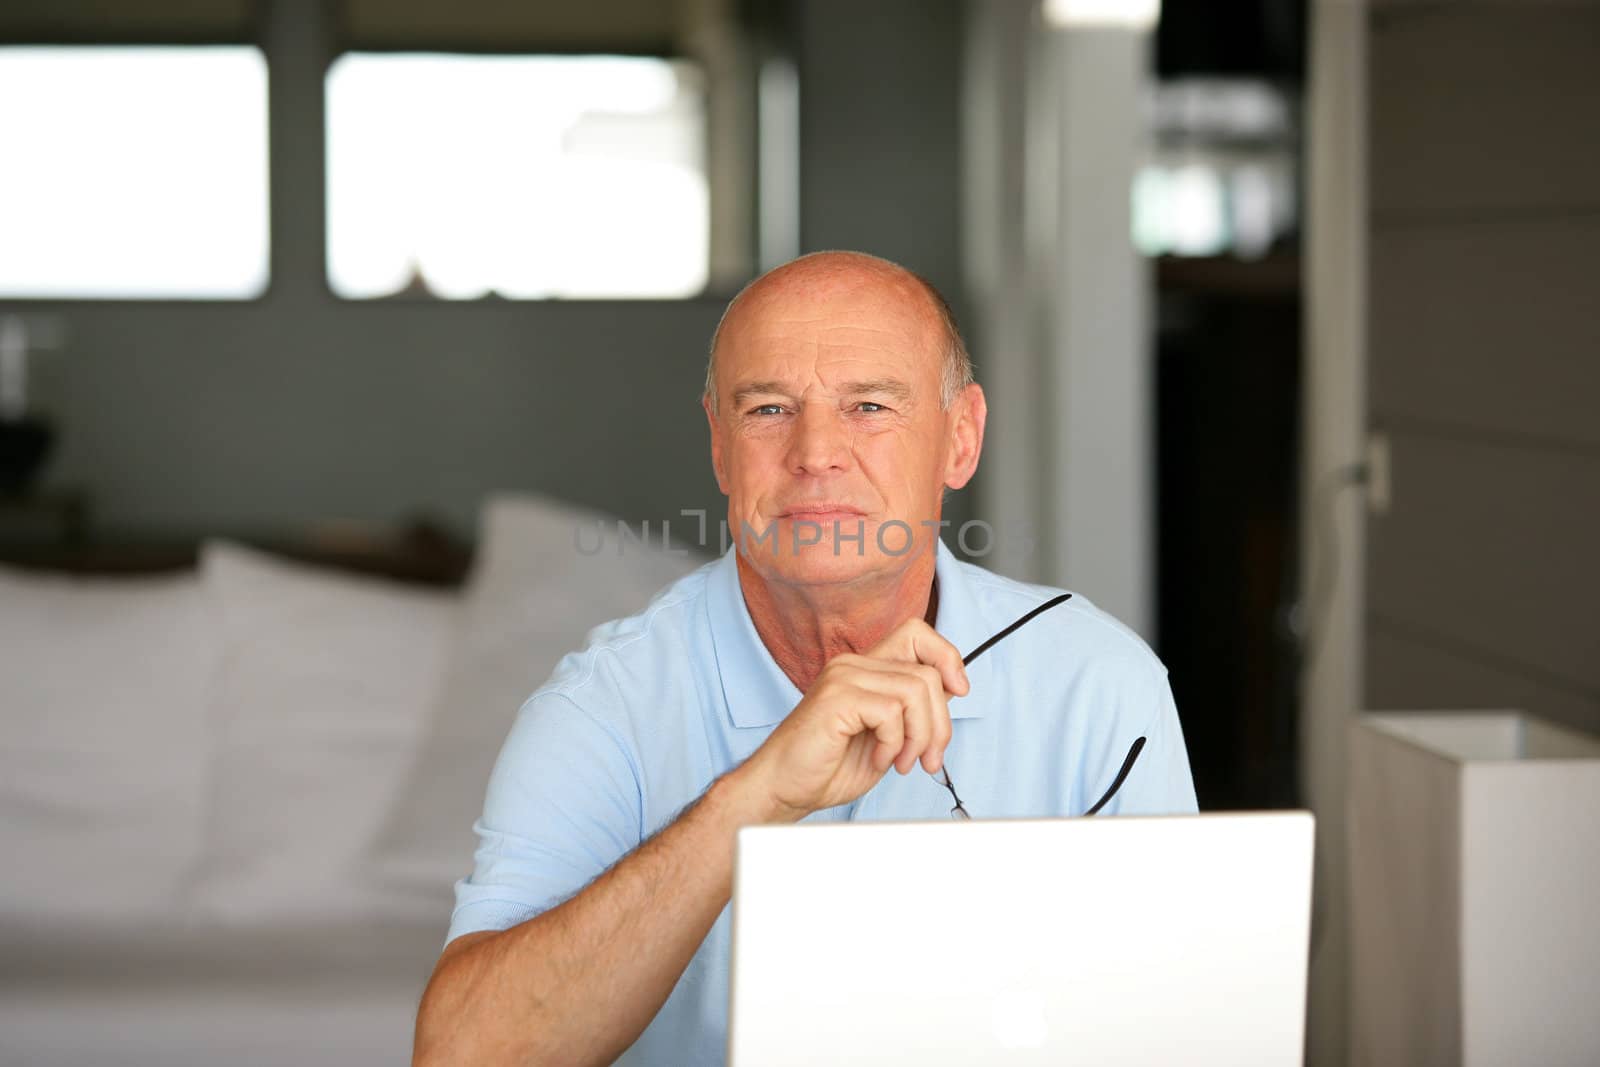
[1348,711,1600,1067]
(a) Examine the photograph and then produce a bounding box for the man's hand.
[734,618,970,821]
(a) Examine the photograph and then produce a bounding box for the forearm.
[414,767,791,1067]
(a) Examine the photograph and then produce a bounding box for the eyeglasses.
[937,592,1148,819]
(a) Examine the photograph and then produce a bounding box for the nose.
[785,402,852,476]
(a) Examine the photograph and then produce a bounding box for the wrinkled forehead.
[715,271,944,390]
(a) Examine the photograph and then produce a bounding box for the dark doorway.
[1151,0,1307,811]
[1155,259,1302,810]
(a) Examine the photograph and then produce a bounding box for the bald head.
[703,251,973,414]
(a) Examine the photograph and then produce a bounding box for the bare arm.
[413,618,968,1066]
[414,767,790,1066]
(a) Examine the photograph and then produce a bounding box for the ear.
[942,383,986,491]
[703,393,730,494]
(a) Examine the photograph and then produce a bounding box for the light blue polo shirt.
[448,538,1197,1064]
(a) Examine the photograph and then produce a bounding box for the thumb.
[874,619,969,697]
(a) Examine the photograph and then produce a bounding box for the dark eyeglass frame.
[937,593,1148,820]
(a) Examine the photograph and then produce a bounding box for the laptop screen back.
[729,812,1314,1066]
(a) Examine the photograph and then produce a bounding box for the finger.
[884,661,949,775]
[837,670,926,774]
[914,663,954,774]
[872,619,969,697]
[846,686,905,775]
[926,710,954,775]
[896,684,933,776]
[833,659,948,774]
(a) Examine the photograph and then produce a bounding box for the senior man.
[413,251,1197,1065]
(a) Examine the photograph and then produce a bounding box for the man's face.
[703,268,983,589]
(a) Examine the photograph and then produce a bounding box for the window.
[1133,79,1298,259]
[325,53,709,300]
[0,46,269,299]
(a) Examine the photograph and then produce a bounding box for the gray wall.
[797,0,964,300]
[1364,3,1600,733]
[4,0,965,543]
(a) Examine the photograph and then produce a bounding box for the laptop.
[729,812,1315,1066]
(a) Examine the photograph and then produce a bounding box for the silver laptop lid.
[730,812,1314,1066]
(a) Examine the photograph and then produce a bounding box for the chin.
[782,532,922,588]
[771,545,887,587]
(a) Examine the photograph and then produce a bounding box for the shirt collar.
[706,539,993,730]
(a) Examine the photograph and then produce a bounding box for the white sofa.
[0,493,702,1066]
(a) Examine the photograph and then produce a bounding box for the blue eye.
[858,402,887,413]
[751,404,785,416]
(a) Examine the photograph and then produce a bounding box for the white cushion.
[192,542,455,923]
[370,493,704,915]
[0,566,218,922]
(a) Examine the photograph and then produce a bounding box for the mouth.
[778,505,867,522]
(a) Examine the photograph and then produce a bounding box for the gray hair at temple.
[701,251,976,414]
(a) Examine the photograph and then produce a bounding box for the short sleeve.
[1096,660,1199,817]
[447,691,643,944]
